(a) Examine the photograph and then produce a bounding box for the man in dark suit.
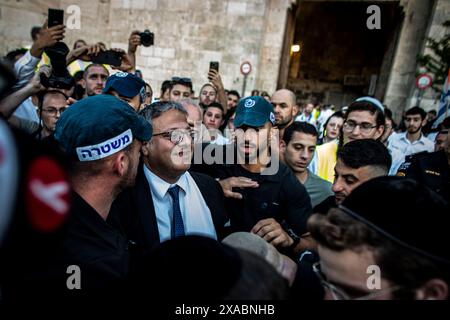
[110,101,228,260]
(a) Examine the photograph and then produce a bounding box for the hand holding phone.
[91,50,123,67]
[210,61,219,73]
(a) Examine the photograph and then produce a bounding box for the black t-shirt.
[2,193,129,303]
[192,159,312,236]
[61,193,130,288]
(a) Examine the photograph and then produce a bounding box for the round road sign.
[240,61,252,76]
[416,74,433,90]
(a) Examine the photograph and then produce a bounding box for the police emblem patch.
[115,72,128,78]
[245,99,256,108]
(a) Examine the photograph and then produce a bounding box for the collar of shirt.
[221,162,286,183]
[143,164,188,200]
[399,132,427,145]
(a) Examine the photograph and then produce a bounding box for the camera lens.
[140,30,154,47]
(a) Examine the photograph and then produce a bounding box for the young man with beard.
[314,139,391,214]
[110,101,228,256]
[192,96,312,255]
[388,106,434,175]
[81,63,109,97]
[271,89,298,139]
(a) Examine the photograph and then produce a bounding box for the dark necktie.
[167,185,185,238]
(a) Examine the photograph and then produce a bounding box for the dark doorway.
[279,1,403,107]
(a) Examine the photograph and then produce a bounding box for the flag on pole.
[432,68,450,129]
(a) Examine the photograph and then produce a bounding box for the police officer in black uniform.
[398,130,450,201]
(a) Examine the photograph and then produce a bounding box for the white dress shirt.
[13,97,40,123]
[295,113,316,126]
[143,165,217,243]
[388,132,434,175]
[13,50,40,91]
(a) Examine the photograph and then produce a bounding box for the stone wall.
[0,0,290,97]
[405,0,450,114]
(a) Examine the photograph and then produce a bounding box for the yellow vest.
[316,140,339,183]
[68,59,91,76]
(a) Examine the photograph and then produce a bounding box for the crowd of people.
[0,15,449,306]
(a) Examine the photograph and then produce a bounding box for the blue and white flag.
[433,69,450,129]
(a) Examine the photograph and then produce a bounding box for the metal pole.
[242,75,248,98]
[417,89,423,108]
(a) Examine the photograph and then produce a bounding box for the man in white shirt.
[388,106,434,175]
[295,102,316,126]
[111,101,228,253]
[12,22,65,122]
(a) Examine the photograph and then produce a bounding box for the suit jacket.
[109,164,229,257]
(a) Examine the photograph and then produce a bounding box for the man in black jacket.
[191,96,312,255]
[399,130,450,200]
[111,101,228,259]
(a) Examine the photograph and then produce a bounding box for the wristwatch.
[286,228,301,249]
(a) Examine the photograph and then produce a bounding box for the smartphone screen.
[209,61,219,73]
[48,8,64,27]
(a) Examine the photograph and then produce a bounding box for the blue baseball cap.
[103,72,146,102]
[55,95,152,162]
[233,96,275,128]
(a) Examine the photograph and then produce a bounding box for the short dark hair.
[37,90,69,110]
[405,106,427,120]
[205,102,224,114]
[83,63,109,79]
[73,70,84,82]
[160,80,172,96]
[5,48,28,64]
[73,39,87,50]
[346,100,385,127]
[140,101,187,121]
[171,77,193,91]
[428,110,437,116]
[283,122,318,144]
[31,26,41,41]
[337,139,391,173]
[228,90,240,100]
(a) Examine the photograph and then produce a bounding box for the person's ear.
[141,141,151,157]
[415,279,448,300]
[280,140,287,154]
[292,105,299,116]
[80,78,86,89]
[421,118,428,127]
[374,125,385,140]
[113,151,128,177]
[32,95,39,107]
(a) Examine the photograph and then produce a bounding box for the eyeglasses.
[42,107,67,116]
[153,129,194,145]
[312,262,402,300]
[343,120,377,134]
